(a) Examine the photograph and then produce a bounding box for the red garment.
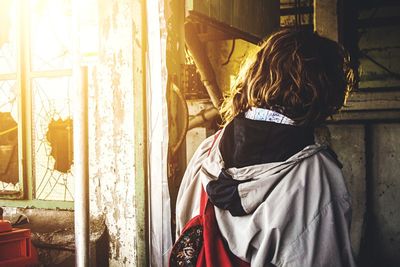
[196,187,249,267]
[170,131,249,267]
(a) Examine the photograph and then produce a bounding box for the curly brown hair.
[220,28,356,126]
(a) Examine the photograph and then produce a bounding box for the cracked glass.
[32,77,74,201]
[0,0,20,195]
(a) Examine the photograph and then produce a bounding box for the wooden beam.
[331,110,400,122]
[280,6,313,16]
[344,89,400,111]
[186,11,262,45]
[358,16,400,29]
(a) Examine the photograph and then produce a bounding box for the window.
[0,0,97,208]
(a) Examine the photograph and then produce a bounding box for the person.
[175,28,356,267]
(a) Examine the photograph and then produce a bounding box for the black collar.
[219,115,315,169]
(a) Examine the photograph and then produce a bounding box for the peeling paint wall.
[89,0,137,265]
[1,0,145,265]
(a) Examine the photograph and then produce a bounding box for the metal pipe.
[184,22,223,109]
[72,1,89,264]
[74,66,89,267]
[188,107,220,130]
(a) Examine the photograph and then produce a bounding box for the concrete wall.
[369,124,400,265]
[324,122,400,267]
[326,125,366,256]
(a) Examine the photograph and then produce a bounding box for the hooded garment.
[176,122,356,267]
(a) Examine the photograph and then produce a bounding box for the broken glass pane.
[46,118,73,173]
[30,0,72,71]
[0,0,17,74]
[32,77,74,201]
[0,80,20,193]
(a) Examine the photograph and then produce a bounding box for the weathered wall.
[2,0,145,266]
[89,0,138,265]
[368,124,400,266]
[349,3,400,267]
[327,125,366,256]
[326,122,400,267]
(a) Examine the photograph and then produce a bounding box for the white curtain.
[146,0,172,266]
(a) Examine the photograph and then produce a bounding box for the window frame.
[0,0,73,210]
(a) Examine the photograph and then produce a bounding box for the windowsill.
[0,199,74,210]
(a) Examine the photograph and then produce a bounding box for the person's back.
[175,28,356,267]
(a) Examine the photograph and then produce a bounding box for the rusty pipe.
[184,22,223,109]
[188,107,220,130]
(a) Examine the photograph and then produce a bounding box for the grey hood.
[176,130,356,266]
[199,129,328,215]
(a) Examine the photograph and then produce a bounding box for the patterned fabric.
[170,225,203,267]
[245,107,295,125]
